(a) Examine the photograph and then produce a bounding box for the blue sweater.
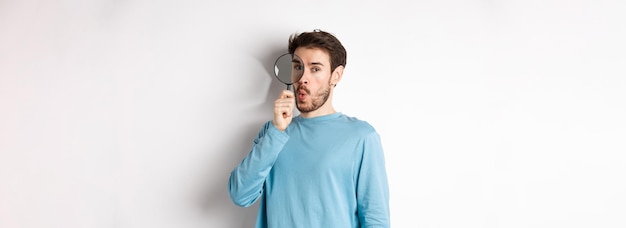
[229,112,390,228]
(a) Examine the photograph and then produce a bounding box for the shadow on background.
[195,44,288,227]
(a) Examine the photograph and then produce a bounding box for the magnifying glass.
[274,53,304,91]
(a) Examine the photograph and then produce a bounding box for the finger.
[282,110,291,118]
[279,90,295,99]
[275,100,294,107]
[274,102,292,111]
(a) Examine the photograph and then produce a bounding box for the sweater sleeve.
[356,131,390,227]
[228,121,289,207]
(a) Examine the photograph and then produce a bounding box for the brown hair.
[288,29,347,72]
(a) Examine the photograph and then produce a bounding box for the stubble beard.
[296,80,331,113]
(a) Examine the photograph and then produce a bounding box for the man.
[228,30,390,228]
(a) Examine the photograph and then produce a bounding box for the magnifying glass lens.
[274,53,304,90]
[291,55,304,83]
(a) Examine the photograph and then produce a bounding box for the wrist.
[272,121,286,132]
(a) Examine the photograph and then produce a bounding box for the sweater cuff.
[267,122,289,143]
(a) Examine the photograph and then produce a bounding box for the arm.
[228,90,294,207]
[228,121,289,207]
[356,132,390,227]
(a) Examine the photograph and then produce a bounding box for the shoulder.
[338,113,378,136]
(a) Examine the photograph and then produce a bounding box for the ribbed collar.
[295,112,343,123]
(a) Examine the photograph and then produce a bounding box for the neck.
[300,106,336,118]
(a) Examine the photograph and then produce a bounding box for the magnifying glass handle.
[286,84,292,91]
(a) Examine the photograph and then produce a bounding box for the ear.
[331,65,344,86]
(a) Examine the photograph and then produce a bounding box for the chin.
[296,104,316,113]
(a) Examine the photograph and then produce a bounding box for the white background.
[1,0,625,227]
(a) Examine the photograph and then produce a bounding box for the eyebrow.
[309,62,325,66]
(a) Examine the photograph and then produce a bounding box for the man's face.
[293,47,333,113]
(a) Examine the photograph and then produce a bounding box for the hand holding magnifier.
[274,53,304,91]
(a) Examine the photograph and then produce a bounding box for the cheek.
[315,73,332,83]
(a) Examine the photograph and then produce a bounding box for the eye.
[293,65,303,71]
[312,67,320,72]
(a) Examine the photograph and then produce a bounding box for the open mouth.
[296,87,310,101]
[297,89,308,101]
